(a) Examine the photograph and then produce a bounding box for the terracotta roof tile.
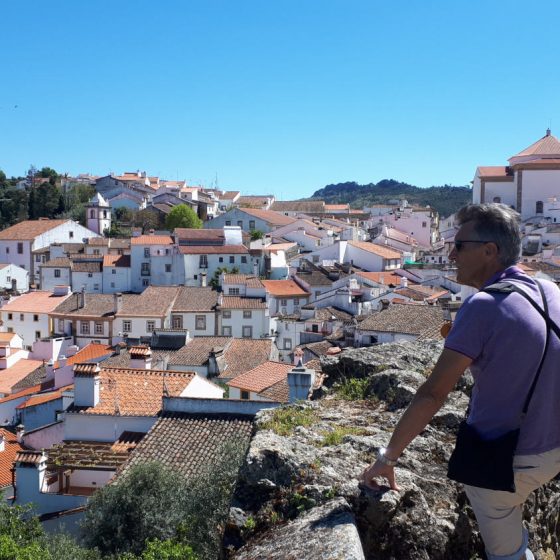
[174,228,225,242]
[172,287,218,312]
[217,339,275,380]
[237,208,296,226]
[511,132,560,159]
[348,241,402,259]
[477,166,513,178]
[220,296,267,309]
[222,274,264,288]
[72,261,102,273]
[261,280,310,297]
[221,191,240,199]
[167,336,232,366]
[70,367,194,416]
[103,255,131,267]
[356,271,411,286]
[2,291,72,313]
[228,361,292,394]
[0,219,71,240]
[270,201,325,213]
[0,360,44,395]
[259,378,289,402]
[16,385,72,409]
[178,245,248,255]
[41,258,72,268]
[118,286,181,317]
[59,344,113,368]
[52,293,117,317]
[358,303,445,336]
[120,411,253,478]
[0,429,26,487]
[131,235,174,245]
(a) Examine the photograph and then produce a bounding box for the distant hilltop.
[309,179,472,217]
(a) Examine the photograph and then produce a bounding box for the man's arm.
[360,348,473,490]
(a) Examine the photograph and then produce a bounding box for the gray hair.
[456,203,521,267]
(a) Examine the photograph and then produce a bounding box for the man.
[361,203,560,560]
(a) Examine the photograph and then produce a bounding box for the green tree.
[250,229,264,240]
[165,204,202,230]
[209,266,240,289]
[141,539,197,560]
[81,462,191,556]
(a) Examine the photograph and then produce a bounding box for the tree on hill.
[165,204,202,230]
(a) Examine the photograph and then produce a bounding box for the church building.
[86,193,112,234]
[473,129,560,221]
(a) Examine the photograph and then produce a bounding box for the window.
[123,320,131,332]
[240,390,250,400]
[294,298,299,305]
[103,210,107,219]
[280,299,287,306]
[88,273,93,278]
[312,255,320,263]
[315,291,321,298]
[146,320,155,332]
[195,315,206,330]
[283,338,292,350]
[35,331,41,339]
[199,255,208,268]
[536,201,544,214]
[7,313,12,320]
[222,326,232,336]
[144,248,150,258]
[222,310,231,319]
[249,220,255,229]
[94,283,99,290]
[242,326,252,338]
[35,255,41,262]
[95,322,103,334]
[243,310,252,319]
[69,231,74,239]
[93,249,100,255]
[5,247,8,254]
[141,262,150,276]
[311,324,319,333]
[54,269,61,278]
[6,327,13,333]
[165,248,170,255]
[241,256,247,264]
[165,264,172,273]
[237,220,243,228]
[110,281,115,288]
[172,315,183,329]
[19,314,24,321]
[422,221,427,228]
[33,314,38,322]
[142,279,150,286]
[17,242,23,254]
[493,197,501,203]
[229,256,235,264]
[58,319,64,332]
[112,268,116,274]
[225,221,231,226]
[80,322,90,335]
[228,288,240,295]
[219,257,224,263]
[90,209,95,219]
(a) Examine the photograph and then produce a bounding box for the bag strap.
[482,280,553,417]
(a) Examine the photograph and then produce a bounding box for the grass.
[259,406,317,436]
[318,426,370,447]
[333,377,372,400]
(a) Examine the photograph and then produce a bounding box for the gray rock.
[232,498,364,560]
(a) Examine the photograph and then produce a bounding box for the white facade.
[40,266,71,292]
[130,243,183,292]
[86,193,111,235]
[219,308,272,339]
[113,316,168,340]
[2,310,52,349]
[181,252,254,287]
[0,264,29,293]
[102,264,131,293]
[170,311,216,336]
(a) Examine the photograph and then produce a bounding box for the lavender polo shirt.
[444,266,560,455]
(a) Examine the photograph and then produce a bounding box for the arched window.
[493,197,501,203]
[90,209,95,219]
[536,201,544,214]
[103,210,107,219]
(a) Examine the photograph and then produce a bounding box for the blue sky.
[1,1,560,198]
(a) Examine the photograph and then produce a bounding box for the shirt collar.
[481,265,525,289]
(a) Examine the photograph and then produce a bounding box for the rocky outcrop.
[225,341,560,560]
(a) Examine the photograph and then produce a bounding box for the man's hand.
[360,459,400,491]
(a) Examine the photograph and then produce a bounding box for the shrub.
[259,406,317,436]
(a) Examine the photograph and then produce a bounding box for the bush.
[259,405,317,436]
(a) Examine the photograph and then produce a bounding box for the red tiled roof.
[16,385,72,409]
[178,245,248,255]
[174,228,224,241]
[131,235,174,245]
[222,274,264,288]
[103,255,131,267]
[0,219,70,240]
[1,291,72,313]
[0,429,26,487]
[348,241,402,259]
[228,361,292,394]
[477,166,513,178]
[261,280,310,297]
[356,271,414,286]
[0,384,45,405]
[510,132,560,159]
[73,368,195,416]
[217,339,275,380]
[220,296,267,309]
[61,343,113,368]
[0,360,44,395]
[238,208,296,226]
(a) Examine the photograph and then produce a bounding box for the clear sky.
[2,1,560,199]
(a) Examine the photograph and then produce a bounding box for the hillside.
[309,180,472,217]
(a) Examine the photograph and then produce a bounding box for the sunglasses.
[453,240,495,252]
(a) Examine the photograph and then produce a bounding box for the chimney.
[200,272,207,287]
[74,363,101,407]
[130,346,152,370]
[253,260,259,276]
[11,278,17,292]
[113,292,123,313]
[0,432,4,452]
[287,362,316,403]
[400,276,408,288]
[293,348,304,366]
[16,424,25,444]
[58,355,67,368]
[79,287,86,309]
[65,345,79,357]
[45,359,55,381]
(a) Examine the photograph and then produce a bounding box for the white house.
[473,129,560,221]
[170,287,219,336]
[261,279,310,316]
[102,254,131,293]
[0,219,100,286]
[0,263,29,293]
[217,295,271,339]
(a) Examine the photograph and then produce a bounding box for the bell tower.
[86,193,111,234]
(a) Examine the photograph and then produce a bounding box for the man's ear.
[484,242,500,259]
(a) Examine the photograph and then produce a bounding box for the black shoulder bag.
[447,280,559,492]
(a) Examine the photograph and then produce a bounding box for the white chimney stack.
[0,432,4,452]
[400,276,408,288]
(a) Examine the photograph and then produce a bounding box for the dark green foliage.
[250,229,264,240]
[165,204,203,230]
[28,182,64,219]
[81,462,190,556]
[310,180,472,217]
[209,266,240,289]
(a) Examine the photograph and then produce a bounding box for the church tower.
[86,193,111,234]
